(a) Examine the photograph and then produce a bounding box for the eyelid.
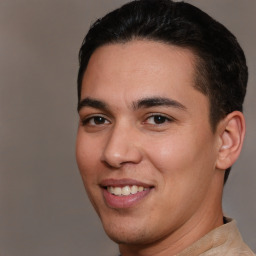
[143,113,175,124]
[80,114,111,126]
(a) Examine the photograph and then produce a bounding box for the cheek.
[76,132,104,211]
[76,131,101,183]
[142,129,216,180]
[142,132,217,217]
[143,134,193,170]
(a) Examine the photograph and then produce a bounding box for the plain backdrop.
[0,0,255,255]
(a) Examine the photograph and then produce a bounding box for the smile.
[101,179,154,208]
[107,185,149,196]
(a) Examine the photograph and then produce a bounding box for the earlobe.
[216,111,246,170]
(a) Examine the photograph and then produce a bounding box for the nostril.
[101,159,122,169]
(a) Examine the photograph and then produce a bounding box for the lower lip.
[102,188,152,209]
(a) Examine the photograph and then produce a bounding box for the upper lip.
[100,178,154,188]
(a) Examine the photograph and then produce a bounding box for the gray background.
[0,0,255,255]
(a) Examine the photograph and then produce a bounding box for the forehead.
[80,40,209,119]
[82,40,198,97]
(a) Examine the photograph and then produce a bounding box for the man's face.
[76,41,223,246]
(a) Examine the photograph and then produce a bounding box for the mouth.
[100,179,154,208]
[107,185,149,196]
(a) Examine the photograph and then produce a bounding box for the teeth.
[131,185,138,194]
[122,186,130,196]
[113,187,122,196]
[107,185,149,196]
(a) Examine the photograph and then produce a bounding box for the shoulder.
[206,217,255,256]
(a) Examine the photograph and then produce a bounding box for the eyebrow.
[77,96,187,112]
[133,97,187,111]
[77,97,108,112]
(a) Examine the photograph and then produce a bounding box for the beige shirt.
[178,217,255,256]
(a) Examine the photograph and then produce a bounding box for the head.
[77,0,248,184]
[76,0,247,254]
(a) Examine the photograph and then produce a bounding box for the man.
[76,0,255,255]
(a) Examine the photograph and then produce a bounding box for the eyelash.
[144,114,174,125]
[81,115,110,126]
[81,113,174,127]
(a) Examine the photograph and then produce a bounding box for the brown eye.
[93,116,107,125]
[145,115,172,125]
[153,116,167,124]
[82,116,110,126]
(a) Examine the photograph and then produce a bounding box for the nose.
[101,123,143,168]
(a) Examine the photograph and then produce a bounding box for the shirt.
[177,217,255,256]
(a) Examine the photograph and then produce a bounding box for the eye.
[81,115,110,126]
[145,114,173,125]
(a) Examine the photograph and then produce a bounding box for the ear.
[216,111,246,170]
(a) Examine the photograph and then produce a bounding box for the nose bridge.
[101,121,142,168]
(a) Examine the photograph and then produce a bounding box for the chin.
[102,219,164,246]
[101,218,148,244]
[106,230,150,245]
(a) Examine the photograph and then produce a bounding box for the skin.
[76,40,243,256]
